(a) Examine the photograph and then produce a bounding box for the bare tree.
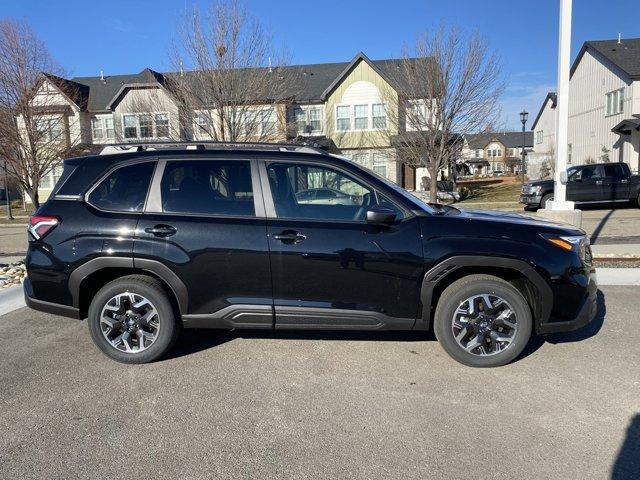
[167,0,299,143]
[383,27,504,202]
[0,19,80,207]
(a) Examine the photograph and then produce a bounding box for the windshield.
[329,154,437,214]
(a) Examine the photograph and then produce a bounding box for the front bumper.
[23,277,80,319]
[519,194,543,206]
[537,271,598,334]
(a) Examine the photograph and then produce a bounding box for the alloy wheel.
[100,292,160,354]
[451,294,518,356]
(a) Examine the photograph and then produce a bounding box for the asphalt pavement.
[0,286,638,479]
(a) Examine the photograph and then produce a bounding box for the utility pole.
[2,158,13,220]
[539,0,582,227]
[551,0,573,211]
[520,110,528,185]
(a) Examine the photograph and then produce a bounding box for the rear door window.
[603,164,625,179]
[161,160,255,216]
[87,162,155,212]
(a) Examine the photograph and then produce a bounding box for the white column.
[550,0,574,211]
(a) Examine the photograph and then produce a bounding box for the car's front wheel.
[434,274,532,367]
[87,275,181,363]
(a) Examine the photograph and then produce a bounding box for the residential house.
[26,53,436,202]
[528,92,556,179]
[460,131,533,175]
[529,37,640,179]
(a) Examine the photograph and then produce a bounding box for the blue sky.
[3,0,640,129]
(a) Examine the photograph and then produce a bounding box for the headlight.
[541,234,591,264]
[522,185,542,195]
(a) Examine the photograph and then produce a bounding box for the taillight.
[28,215,59,240]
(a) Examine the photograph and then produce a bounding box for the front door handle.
[273,230,306,244]
[595,180,603,185]
[145,224,177,237]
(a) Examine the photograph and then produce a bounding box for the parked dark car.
[520,162,640,210]
[25,143,597,367]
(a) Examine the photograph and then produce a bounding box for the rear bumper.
[23,277,80,319]
[519,194,542,206]
[537,272,598,334]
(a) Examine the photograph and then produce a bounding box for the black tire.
[87,275,181,364]
[540,193,554,209]
[434,274,532,368]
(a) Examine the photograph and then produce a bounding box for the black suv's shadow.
[165,328,433,360]
[518,289,606,360]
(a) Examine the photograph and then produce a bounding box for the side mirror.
[366,206,396,225]
[560,171,568,185]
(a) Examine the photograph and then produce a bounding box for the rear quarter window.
[87,162,155,212]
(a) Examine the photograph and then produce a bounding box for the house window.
[194,112,209,135]
[35,117,63,142]
[336,105,351,131]
[536,130,543,144]
[91,117,115,141]
[354,105,368,130]
[567,143,572,164]
[139,114,153,138]
[295,106,324,134]
[372,104,386,129]
[260,108,276,136]
[91,118,104,140]
[155,113,169,137]
[605,88,624,116]
[123,115,138,139]
[308,107,322,132]
[475,149,481,158]
[122,113,170,139]
[372,152,388,177]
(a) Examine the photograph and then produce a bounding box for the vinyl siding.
[568,49,638,169]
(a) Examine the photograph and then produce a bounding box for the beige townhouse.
[27,53,434,202]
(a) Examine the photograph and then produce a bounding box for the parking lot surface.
[0,286,638,479]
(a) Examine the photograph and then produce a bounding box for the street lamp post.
[2,158,14,221]
[520,110,528,185]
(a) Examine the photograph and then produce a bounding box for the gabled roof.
[612,117,640,135]
[41,73,90,110]
[64,54,432,112]
[530,92,557,131]
[571,38,640,80]
[465,131,534,149]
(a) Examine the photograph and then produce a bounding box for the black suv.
[25,143,597,367]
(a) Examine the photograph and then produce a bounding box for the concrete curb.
[596,268,640,286]
[0,284,25,316]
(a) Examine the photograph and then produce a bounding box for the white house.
[530,37,640,179]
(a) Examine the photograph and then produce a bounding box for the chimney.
[100,70,105,82]
[618,33,622,44]
[268,56,273,73]
[180,60,184,77]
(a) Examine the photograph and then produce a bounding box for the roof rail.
[98,140,330,156]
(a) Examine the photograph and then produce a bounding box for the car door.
[602,163,629,201]
[261,159,425,329]
[134,157,273,327]
[567,165,605,202]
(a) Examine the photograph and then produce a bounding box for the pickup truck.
[520,162,640,210]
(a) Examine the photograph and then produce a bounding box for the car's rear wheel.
[434,274,532,368]
[87,275,181,363]
[541,193,554,209]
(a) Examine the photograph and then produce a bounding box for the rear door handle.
[273,230,306,244]
[145,224,177,237]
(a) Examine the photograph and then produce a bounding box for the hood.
[525,179,554,188]
[455,207,585,235]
